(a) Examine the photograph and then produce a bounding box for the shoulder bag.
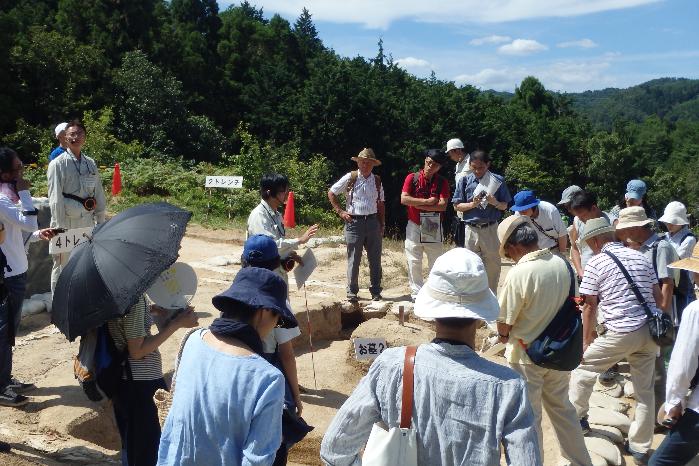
[603,251,674,346]
[362,346,418,466]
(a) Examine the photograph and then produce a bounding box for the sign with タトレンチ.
[353,338,387,361]
[49,227,94,255]
[205,176,243,189]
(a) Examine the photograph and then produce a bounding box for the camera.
[282,257,296,272]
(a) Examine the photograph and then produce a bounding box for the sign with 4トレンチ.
[353,338,387,361]
[49,227,94,255]
[205,176,243,189]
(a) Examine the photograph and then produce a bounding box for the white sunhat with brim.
[658,201,689,226]
[579,217,615,243]
[414,248,499,323]
[446,138,464,152]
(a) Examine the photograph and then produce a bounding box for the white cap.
[414,249,499,323]
[54,122,68,138]
[658,201,689,226]
[446,138,464,152]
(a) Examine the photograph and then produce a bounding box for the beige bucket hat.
[351,148,381,166]
[497,215,532,259]
[615,206,654,230]
[579,217,615,243]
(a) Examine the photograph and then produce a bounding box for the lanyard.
[263,203,285,237]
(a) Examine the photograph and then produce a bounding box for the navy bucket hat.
[212,267,297,328]
[510,190,540,212]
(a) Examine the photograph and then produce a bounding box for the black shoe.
[624,441,649,465]
[371,294,382,301]
[599,366,619,386]
[580,417,591,435]
[8,377,36,394]
[0,388,29,407]
[347,294,358,303]
[0,440,10,452]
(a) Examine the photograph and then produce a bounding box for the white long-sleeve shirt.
[47,149,106,228]
[0,191,40,277]
[665,300,699,413]
[246,199,299,259]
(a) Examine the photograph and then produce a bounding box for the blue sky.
[218,0,699,92]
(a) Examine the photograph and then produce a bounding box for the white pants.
[569,325,657,453]
[404,221,443,297]
[510,363,592,465]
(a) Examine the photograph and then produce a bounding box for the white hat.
[54,122,68,138]
[414,249,499,323]
[446,138,464,152]
[658,201,689,226]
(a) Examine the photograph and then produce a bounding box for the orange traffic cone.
[112,162,122,196]
[283,191,296,228]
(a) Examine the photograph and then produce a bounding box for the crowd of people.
[0,128,697,466]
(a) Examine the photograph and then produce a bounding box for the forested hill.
[1,1,698,232]
[567,78,699,129]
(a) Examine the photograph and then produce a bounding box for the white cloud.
[395,56,432,69]
[557,38,598,48]
[498,39,548,55]
[454,68,516,89]
[231,1,661,29]
[469,35,511,46]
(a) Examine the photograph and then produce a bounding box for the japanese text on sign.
[353,338,387,361]
[49,227,94,255]
[205,176,243,189]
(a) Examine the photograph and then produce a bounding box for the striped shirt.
[329,171,385,215]
[108,296,164,381]
[580,242,658,333]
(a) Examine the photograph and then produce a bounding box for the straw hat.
[669,243,699,274]
[615,206,653,230]
[351,148,381,166]
[414,249,499,323]
[579,217,615,243]
[497,215,532,258]
[658,201,689,226]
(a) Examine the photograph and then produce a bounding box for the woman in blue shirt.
[158,267,298,466]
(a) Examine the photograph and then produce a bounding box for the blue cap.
[212,267,297,328]
[243,234,280,265]
[625,179,647,200]
[510,190,540,212]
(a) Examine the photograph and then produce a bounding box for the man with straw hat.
[649,243,699,466]
[321,248,539,465]
[328,148,385,302]
[569,217,660,465]
[496,215,591,466]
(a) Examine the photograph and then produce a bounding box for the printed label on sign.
[205,176,243,188]
[49,227,94,255]
[83,176,97,189]
[353,338,387,361]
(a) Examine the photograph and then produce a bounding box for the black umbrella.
[51,202,192,341]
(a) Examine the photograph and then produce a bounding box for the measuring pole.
[302,283,318,390]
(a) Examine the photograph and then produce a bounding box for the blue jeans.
[649,409,699,466]
[0,273,27,390]
[112,378,167,466]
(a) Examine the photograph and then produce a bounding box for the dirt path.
[1,223,696,465]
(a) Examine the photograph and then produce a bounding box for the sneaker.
[579,417,591,435]
[0,388,29,408]
[371,294,382,301]
[624,441,649,465]
[346,294,358,303]
[0,440,10,452]
[7,377,36,394]
[599,365,620,386]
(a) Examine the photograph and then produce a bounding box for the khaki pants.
[511,363,592,465]
[463,223,500,292]
[569,325,657,453]
[404,221,443,298]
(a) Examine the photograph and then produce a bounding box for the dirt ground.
[1,224,696,465]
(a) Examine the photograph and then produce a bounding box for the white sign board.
[353,338,387,361]
[49,227,94,255]
[293,249,318,290]
[205,176,243,189]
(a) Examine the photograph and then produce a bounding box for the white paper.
[49,227,94,255]
[472,171,502,209]
[293,248,318,289]
[205,176,243,188]
[353,338,387,361]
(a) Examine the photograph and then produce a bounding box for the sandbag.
[593,380,623,398]
[589,424,624,444]
[589,391,631,413]
[588,407,631,434]
[584,436,622,466]
[624,380,635,399]
[589,451,608,466]
[21,299,45,317]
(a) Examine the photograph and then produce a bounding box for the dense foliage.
[1,1,697,233]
